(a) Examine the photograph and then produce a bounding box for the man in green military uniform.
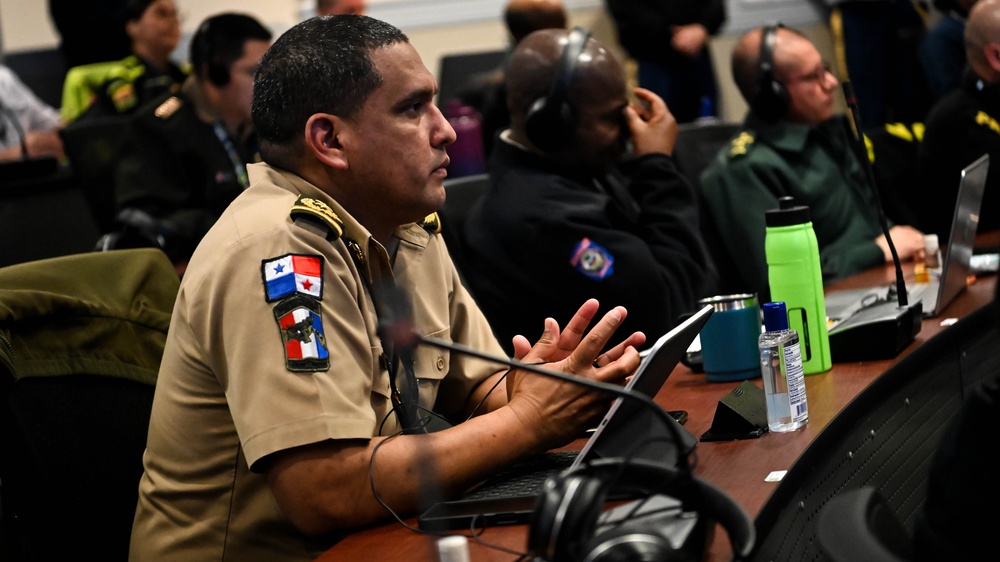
[700,24,926,300]
[113,13,271,264]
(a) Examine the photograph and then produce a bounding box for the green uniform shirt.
[700,113,886,300]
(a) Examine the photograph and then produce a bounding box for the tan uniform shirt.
[130,163,504,561]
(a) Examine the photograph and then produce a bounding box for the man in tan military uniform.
[130,15,645,561]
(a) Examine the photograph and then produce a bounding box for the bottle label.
[783,341,809,421]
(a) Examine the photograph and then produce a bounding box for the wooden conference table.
[317,259,998,562]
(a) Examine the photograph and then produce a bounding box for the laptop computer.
[826,153,989,325]
[416,304,714,531]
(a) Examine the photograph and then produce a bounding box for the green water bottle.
[764,197,832,375]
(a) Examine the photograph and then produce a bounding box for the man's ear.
[305,113,349,170]
[984,42,1000,75]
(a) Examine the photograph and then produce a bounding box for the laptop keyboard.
[462,450,579,500]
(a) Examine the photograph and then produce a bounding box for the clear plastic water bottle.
[759,301,809,432]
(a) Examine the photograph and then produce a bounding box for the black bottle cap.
[765,196,811,226]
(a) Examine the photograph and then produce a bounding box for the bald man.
[474,0,568,155]
[316,0,364,16]
[917,0,1000,241]
[700,25,925,301]
[463,28,715,355]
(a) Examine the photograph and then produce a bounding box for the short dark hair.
[123,0,156,22]
[252,15,408,156]
[189,13,272,87]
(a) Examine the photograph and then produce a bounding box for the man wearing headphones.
[463,28,715,355]
[114,13,272,265]
[129,15,645,560]
[700,25,925,301]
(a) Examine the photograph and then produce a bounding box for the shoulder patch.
[290,195,344,241]
[420,212,441,234]
[261,253,324,302]
[154,96,182,119]
[273,294,330,372]
[569,238,614,280]
[729,131,754,158]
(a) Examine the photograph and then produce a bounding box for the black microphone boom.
[828,81,922,362]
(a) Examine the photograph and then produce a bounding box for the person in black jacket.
[462,28,716,354]
[916,0,1000,240]
[114,13,272,264]
[605,0,725,123]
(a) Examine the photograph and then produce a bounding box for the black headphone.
[751,23,789,122]
[527,458,755,562]
[524,26,592,152]
[194,19,231,87]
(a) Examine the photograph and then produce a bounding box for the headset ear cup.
[524,97,574,152]
[753,79,789,122]
[583,527,677,562]
[690,475,756,559]
[528,474,607,562]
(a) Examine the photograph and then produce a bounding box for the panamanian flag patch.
[273,295,330,371]
[262,254,323,302]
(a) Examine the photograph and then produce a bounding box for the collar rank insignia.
[729,131,754,157]
[290,196,344,241]
[569,237,614,280]
[420,212,441,234]
[154,96,182,119]
[273,295,330,371]
[261,253,323,302]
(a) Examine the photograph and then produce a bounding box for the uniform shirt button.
[436,356,445,371]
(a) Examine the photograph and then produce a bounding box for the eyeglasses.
[790,61,834,85]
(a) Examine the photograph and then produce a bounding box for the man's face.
[129,0,181,56]
[562,66,630,173]
[337,42,456,229]
[217,39,270,125]
[777,34,839,125]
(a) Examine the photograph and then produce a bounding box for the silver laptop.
[826,154,989,324]
[416,304,714,531]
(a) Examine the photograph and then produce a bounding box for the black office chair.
[439,173,489,289]
[749,303,1000,561]
[671,121,748,296]
[817,486,912,562]
[0,249,179,561]
[437,49,507,108]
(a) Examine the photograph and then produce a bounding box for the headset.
[527,458,755,562]
[751,23,789,123]
[524,26,591,152]
[192,19,232,87]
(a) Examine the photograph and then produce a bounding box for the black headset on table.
[524,26,591,152]
[526,455,755,562]
[751,23,789,123]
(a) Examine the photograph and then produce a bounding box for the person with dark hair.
[129,14,644,561]
[605,0,726,123]
[316,0,366,16]
[917,0,1000,240]
[462,28,715,355]
[60,0,187,123]
[700,25,926,300]
[112,12,271,265]
[48,0,131,68]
